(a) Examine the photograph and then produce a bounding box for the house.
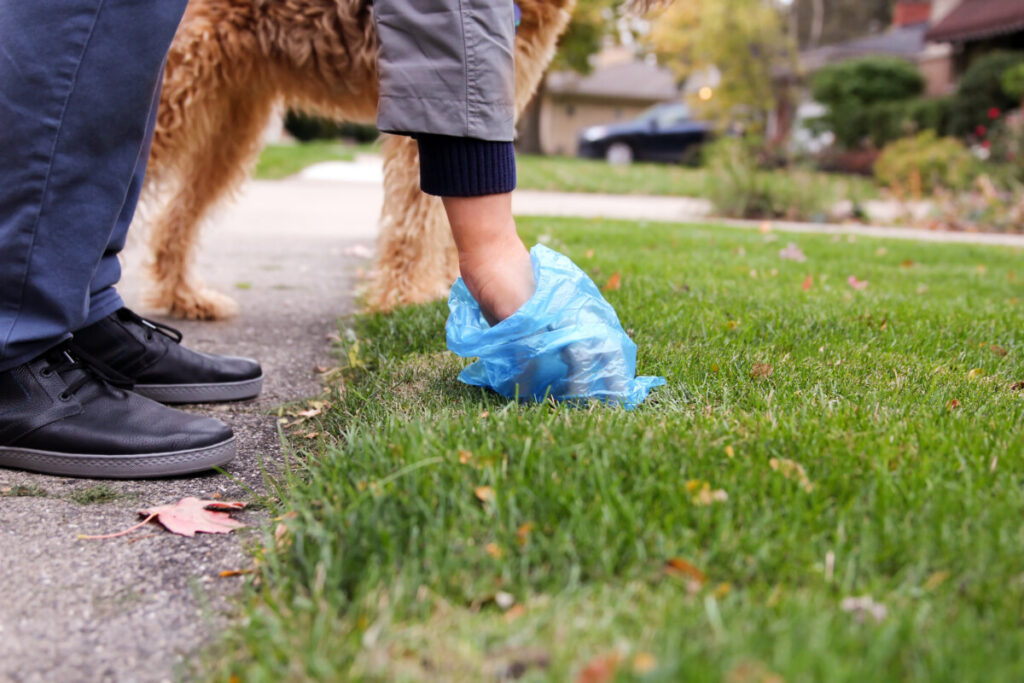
[799,1,955,96]
[925,0,1024,76]
[517,47,679,156]
[800,0,1024,97]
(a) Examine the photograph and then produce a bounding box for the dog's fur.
[142,0,574,319]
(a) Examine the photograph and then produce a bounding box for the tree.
[645,0,797,132]
[792,0,899,49]
[550,0,619,73]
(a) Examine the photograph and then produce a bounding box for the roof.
[545,61,679,102]
[800,23,929,72]
[925,0,1024,43]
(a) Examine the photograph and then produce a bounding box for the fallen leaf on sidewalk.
[78,497,247,540]
[144,498,246,537]
[219,569,256,578]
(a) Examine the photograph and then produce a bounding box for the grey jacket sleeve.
[374,0,516,141]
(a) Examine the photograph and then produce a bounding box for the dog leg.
[145,85,274,320]
[143,6,275,321]
[367,135,460,311]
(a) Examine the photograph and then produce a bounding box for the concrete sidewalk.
[0,179,380,683]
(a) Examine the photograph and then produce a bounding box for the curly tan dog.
[141,0,574,319]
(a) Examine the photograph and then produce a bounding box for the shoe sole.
[0,437,236,479]
[133,375,263,404]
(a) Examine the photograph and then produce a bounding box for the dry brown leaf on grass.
[840,595,887,623]
[577,653,620,683]
[847,276,869,291]
[769,458,814,492]
[749,363,774,380]
[474,486,495,503]
[665,557,707,584]
[602,272,621,292]
[632,652,657,674]
[726,661,785,683]
[990,344,1008,357]
[79,497,246,540]
[685,479,728,505]
[778,243,806,262]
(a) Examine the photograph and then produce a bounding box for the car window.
[635,104,673,123]
[655,105,690,127]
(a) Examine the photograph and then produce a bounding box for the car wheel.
[605,142,633,166]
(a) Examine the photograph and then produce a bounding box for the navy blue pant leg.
[0,0,188,372]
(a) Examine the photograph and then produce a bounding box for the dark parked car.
[577,102,712,165]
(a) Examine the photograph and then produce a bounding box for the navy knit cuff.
[416,134,517,197]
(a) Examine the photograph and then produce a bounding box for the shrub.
[952,52,1024,137]
[703,138,829,220]
[1002,64,1024,102]
[874,131,975,196]
[931,180,1024,233]
[989,115,1024,182]
[811,57,925,148]
[284,110,379,142]
[862,97,954,147]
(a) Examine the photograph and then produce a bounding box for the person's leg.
[83,69,167,327]
[374,0,533,323]
[441,193,534,324]
[0,1,239,477]
[0,0,186,371]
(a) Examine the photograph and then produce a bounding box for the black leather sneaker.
[0,345,235,478]
[71,308,262,404]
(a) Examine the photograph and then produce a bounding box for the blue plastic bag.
[446,245,665,409]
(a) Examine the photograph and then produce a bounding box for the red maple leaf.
[142,497,247,537]
[79,497,246,540]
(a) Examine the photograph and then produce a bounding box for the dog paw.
[166,288,239,321]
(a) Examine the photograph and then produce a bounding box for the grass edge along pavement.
[210,216,1024,681]
[253,143,878,203]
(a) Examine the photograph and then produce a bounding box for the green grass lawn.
[253,141,379,180]
[515,154,879,202]
[214,218,1024,681]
